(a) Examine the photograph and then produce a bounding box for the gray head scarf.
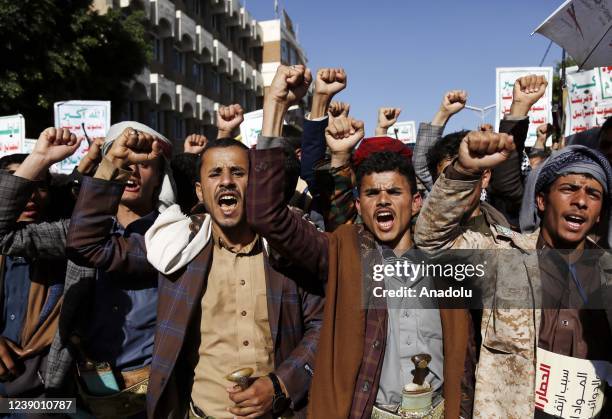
[520,145,612,247]
[103,121,177,212]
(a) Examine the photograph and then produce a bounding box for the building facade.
[260,11,309,130]
[94,0,268,150]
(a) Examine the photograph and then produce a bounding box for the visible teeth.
[219,195,237,205]
[126,180,136,187]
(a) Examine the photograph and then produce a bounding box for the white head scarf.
[103,121,177,212]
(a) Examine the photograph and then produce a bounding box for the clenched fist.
[457,131,515,173]
[184,134,208,154]
[106,128,163,168]
[441,90,467,115]
[315,68,347,97]
[326,115,365,161]
[32,127,82,166]
[328,101,350,118]
[375,107,401,135]
[268,65,312,107]
[217,104,244,138]
[510,75,548,116]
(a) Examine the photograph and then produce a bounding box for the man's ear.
[411,191,423,216]
[481,169,492,190]
[536,192,546,212]
[355,196,361,217]
[195,182,204,203]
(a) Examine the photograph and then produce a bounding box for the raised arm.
[320,114,365,231]
[66,128,161,276]
[489,75,547,225]
[0,128,82,259]
[415,131,515,250]
[249,65,329,280]
[216,104,244,139]
[375,107,401,137]
[300,67,347,193]
[413,90,467,191]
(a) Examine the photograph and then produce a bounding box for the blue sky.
[246,0,565,135]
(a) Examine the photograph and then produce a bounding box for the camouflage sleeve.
[414,165,482,250]
[324,164,358,232]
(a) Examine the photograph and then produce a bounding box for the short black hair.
[196,138,249,181]
[171,153,200,214]
[426,130,470,180]
[0,153,28,171]
[355,151,417,194]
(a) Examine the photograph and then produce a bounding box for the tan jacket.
[414,172,543,419]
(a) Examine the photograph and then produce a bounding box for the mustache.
[215,186,240,199]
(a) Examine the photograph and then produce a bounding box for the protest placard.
[0,114,25,158]
[53,101,111,174]
[496,67,554,147]
[386,121,417,144]
[239,109,264,148]
[565,66,612,137]
[535,347,610,418]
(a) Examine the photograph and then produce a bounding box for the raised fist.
[511,75,548,116]
[325,115,365,155]
[106,127,162,168]
[315,68,347,97]
[457,131,515,173]
[536,123,552,139]
[217,104,244,138]
[268,65,312,106]
[32,127,82,166]
[183,134,208,154]
[328,101,350,118]
[377,107,401,132]
[441,90,467,115]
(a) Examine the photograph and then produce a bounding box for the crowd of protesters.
[0,63,610,419]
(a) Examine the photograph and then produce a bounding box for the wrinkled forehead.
[550,173,605,192]
[200,146,249,171]
[359,170,411,191]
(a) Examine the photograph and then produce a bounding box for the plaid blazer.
[0,171,96,393]
[147,225,325,419]
[62,176,324,419]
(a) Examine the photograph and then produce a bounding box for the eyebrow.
[363,186,403,194]
[207,165,246,173]
[559,182,603,194]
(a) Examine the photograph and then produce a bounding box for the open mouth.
[375,209,395,232]
[21,203,38,219]
[564,214,586,232]
[217,192,239,215]
[125,179,140,193]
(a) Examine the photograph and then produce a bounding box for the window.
[149,110,163,132]
[192,62,204,85]
[173,47,185,74]
[289,47,298,65]
[173,115,186,140]
[153,36,164,63]
[281,40,289,64]
[212,15,221,32]
[212,70,221,95]
[190,0,201,16]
